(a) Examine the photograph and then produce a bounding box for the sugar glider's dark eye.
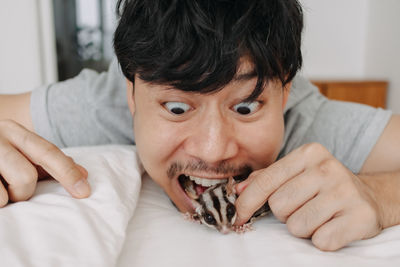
[226,203,236,221]
[203,213,216,225]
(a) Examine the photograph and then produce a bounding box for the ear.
[282,82,292,109]
[226,177,237,196]
[126,79,135,115]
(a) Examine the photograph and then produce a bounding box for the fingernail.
[236,183,248,194]
[73,179,90,198]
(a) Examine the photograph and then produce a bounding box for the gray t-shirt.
[30,59,392,173]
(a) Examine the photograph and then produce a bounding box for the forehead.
[135,57,260,92]
[234,57,257,81]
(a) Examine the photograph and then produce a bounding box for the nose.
[183,110,239,164]
[219,225,231,235]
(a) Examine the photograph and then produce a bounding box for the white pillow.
[0,145,142,267]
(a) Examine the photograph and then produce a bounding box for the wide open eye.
[203,213,217,225]
[233,101,260,115]
[164,102,191,115]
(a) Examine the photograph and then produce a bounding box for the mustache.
[167,160,252,180]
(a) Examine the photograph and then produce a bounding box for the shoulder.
[282,75,393,172]
[285,74,321,113]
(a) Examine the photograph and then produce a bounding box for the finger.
[235,169,260,194]
[235,143,330,225]
[0,140,38,202]
[8,180,37,203]
[286,193,342,239]
[36,165,52,180]
[76,164,89,178]
[311,214,360,251]
[313,200,382,251]
[311,209,380,252]
[3,122,90,198]
[0,179,9,207]
[37,163,88,181]
[268,168,322,222]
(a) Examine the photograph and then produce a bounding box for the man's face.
[127,60,290,213]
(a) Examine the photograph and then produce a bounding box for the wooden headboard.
[311,81,388,108]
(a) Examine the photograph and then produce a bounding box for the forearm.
[0,92,33,131]
[360,170,400,229]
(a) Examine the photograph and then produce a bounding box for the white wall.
[0,0,57,94]
[364,0,400,114]
[300,0,369,79]
[300,0,400,113]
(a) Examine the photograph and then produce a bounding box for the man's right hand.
[0,119,90,207]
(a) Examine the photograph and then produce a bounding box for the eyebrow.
[233,70,257,81]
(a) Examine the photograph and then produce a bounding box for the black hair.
[114,0,303,100]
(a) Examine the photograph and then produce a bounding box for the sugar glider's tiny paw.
[182,212,201,224]
[232,223,254,234]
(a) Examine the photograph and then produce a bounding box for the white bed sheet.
[118,174,400,267]
[118,156,400,267]
[1,145,400,266]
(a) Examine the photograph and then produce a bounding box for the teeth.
[188,176,227,187]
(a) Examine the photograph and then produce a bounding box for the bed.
[1,145,399,266]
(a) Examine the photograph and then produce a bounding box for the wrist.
[359,171,400,229]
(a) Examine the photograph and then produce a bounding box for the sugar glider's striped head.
[193,182,237,234]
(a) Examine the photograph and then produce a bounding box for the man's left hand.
[234,142,383,251]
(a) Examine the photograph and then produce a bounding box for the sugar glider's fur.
[188,178,270,234]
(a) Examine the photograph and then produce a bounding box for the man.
[0,0,399,251]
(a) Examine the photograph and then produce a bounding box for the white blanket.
[0,145,142,267]
[1,145,400,266]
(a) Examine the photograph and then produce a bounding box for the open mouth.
[178,174,227,200]
[178,171,251,200]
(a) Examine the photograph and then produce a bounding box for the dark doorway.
[53,0,116,81]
